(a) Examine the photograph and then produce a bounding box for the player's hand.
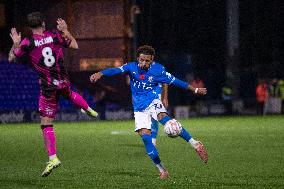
[194,88,207,95]
[90,72,103,83]
[9,28,21,45]
[56,18,68,32]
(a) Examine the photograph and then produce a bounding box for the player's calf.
[70,91,89,110]
[141,134,161,164]
[70,91,98,118]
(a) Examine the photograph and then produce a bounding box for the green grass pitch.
[0,116,283,188]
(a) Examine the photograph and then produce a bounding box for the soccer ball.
[164,119,182,138]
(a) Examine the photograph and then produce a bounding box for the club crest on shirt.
[148,76,153,82]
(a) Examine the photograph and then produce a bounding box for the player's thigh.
[134,111,152,132]
[39,90,59,119]
[150,99,167,121]
[58,85,72,99]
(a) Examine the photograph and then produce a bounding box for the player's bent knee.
[164,119,182,138]
[40,116,54,125]
[138,128,151,136]
[157,112,168,120]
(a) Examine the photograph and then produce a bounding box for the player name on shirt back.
[34,36,53,47]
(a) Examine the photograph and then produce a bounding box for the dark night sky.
[136,0,283,78]
[137,0,226,71]
[239,1,283,77]
[135,0,283,99]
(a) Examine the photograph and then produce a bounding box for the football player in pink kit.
[8,12,98,177]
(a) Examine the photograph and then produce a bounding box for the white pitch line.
[111,130,167,136]
[111,130,132,135]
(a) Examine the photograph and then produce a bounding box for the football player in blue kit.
[90,45,208,179]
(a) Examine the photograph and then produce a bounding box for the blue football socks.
[151,119,159,139]
[179,128,192,142]
[141,134,161,165]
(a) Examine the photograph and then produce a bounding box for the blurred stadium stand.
[0,61,96,112]
[0,61,39,111]
[0,0,283,123]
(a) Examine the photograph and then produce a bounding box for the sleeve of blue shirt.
[101,63,130,76]
[156,67,189,90]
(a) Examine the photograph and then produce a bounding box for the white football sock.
[49,154,57,161]
[189,138,199,148]
[156,163,166,172]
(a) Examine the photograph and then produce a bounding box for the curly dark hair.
[136,45,155,57]
[27,12,45,28]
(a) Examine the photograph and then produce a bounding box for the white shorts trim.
[134,99,167,131]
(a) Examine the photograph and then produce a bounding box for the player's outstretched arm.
[90,63,130,84]
[56,18,78,49]
[170,77,207,96]
[159,68,207,96]
[160,70,207,96]
[8,28,21,62]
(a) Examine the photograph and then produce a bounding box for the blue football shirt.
[101,61,188,111]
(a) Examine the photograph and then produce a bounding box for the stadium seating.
[0,61,38,111]
[0,61,95,111]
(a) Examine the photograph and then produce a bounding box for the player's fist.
[194,88,207,95]
[10,28,21,45]
[90,72,103,83]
